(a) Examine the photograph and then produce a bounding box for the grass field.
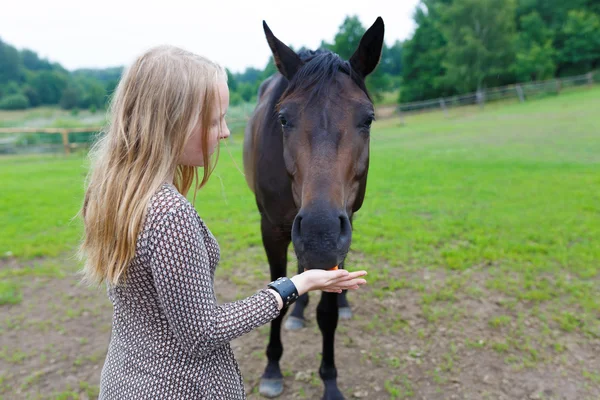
[1,86,599,399]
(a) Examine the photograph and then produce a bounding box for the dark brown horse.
[243,17,384,400]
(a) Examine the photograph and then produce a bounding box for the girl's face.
[179,78,230,167]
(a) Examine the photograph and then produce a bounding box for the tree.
[0,39,21,84]
[380,40,403,77]
[438,0,517,93]
[22,85,41,107]
[329,16,366,60]
[559,10,600,74]
[512,11,556,81]
[80,81,106,109]
[400,1,451,102]
[225,68,238,92]
[237,67,263,83]
[238,82,256,102]
[60,86,80,109]
[0,81,21,97]
[0,94,29,110]
[21,49,52,71]
[259,56,277,81]
[31,70,68,105]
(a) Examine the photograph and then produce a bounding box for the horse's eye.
[279,115,288,128]
[362,116,374,129]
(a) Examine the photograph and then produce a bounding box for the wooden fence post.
[587,72,594,86]
[515,85,525,103]
[61,130,70,155]
[439,98,448,116]
[555,79,561,94]
[476,90,485,109]
[397,106,405,126]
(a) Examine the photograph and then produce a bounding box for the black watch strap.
[267,277,299,308]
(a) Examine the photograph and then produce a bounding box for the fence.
[1,71,597,155]
[0,127,103,155]
[0,118,250,156]
[396,71,598,118]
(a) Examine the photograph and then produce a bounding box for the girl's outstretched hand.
[291,269,368,296]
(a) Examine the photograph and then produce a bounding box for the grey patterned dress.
[98,183,281,399]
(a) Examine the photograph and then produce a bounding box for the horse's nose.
[291,205,352,270]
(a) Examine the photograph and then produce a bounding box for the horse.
[242,17,385,400]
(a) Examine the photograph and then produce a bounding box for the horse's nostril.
[338,214,351,249]
[292,214,303,245]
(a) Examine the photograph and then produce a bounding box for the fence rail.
[397,71,597,118]
[0,126,103,155]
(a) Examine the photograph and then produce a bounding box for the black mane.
[284,49,371,102]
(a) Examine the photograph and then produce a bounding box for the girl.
[79,45,368,399]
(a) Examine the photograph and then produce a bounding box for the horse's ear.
[263,21,304,81]
[349,17,385,78]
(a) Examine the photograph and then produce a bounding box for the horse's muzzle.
[291,203,351,270]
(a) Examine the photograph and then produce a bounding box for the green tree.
[229,91,243,106]
[22,85,41,107]
[80,81,106,109]
[439,0,517,93]
[512,12,556,81]
[238,82,256,102]
[559,10,600,74]
[0,39,21,83]
[329,16,366,60]
[31,70,68,105]
[226,68,238,92]
[60,86,80,109]
[0,81,21,97]
[20,49,52,71]
[401,1,451,102]
[238,67,263,83]
[380,40,403,77]
[259,57,277,81]
[0,94,29,110]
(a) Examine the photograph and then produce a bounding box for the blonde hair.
[79,45,226,286]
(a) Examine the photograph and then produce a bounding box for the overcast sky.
[1,0,420,74]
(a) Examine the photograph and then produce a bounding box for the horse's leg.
[284,264,310,330]
[259,216,291,398]
[317,291,344,400]
[336,261,352,320]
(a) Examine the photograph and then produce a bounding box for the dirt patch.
[1,258,599,400]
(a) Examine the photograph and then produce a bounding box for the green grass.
[0,281,21,305]
[0,107,105,128]
[0,154,89,258]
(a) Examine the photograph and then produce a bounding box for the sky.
[1,0,420,74]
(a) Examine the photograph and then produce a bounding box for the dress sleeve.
[147,203,280,355]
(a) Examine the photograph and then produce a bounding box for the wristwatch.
[267,277,299,308]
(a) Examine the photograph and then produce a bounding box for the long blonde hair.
[79,45,226,286]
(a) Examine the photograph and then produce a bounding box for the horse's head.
[262,18,384,270]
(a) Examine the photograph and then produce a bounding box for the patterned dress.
[98,183,281,399]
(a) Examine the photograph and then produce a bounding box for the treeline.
[0,16,402,111]
[0,39,122,111]
[1,1,599,111]
[401,0,600,101]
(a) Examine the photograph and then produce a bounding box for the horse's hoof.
[284,316,305,330]
[259,378,284,398]
[338,307,352,320]
[322,389,345,400]
[322,395,345,400]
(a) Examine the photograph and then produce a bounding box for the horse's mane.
[284,48,371,102]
